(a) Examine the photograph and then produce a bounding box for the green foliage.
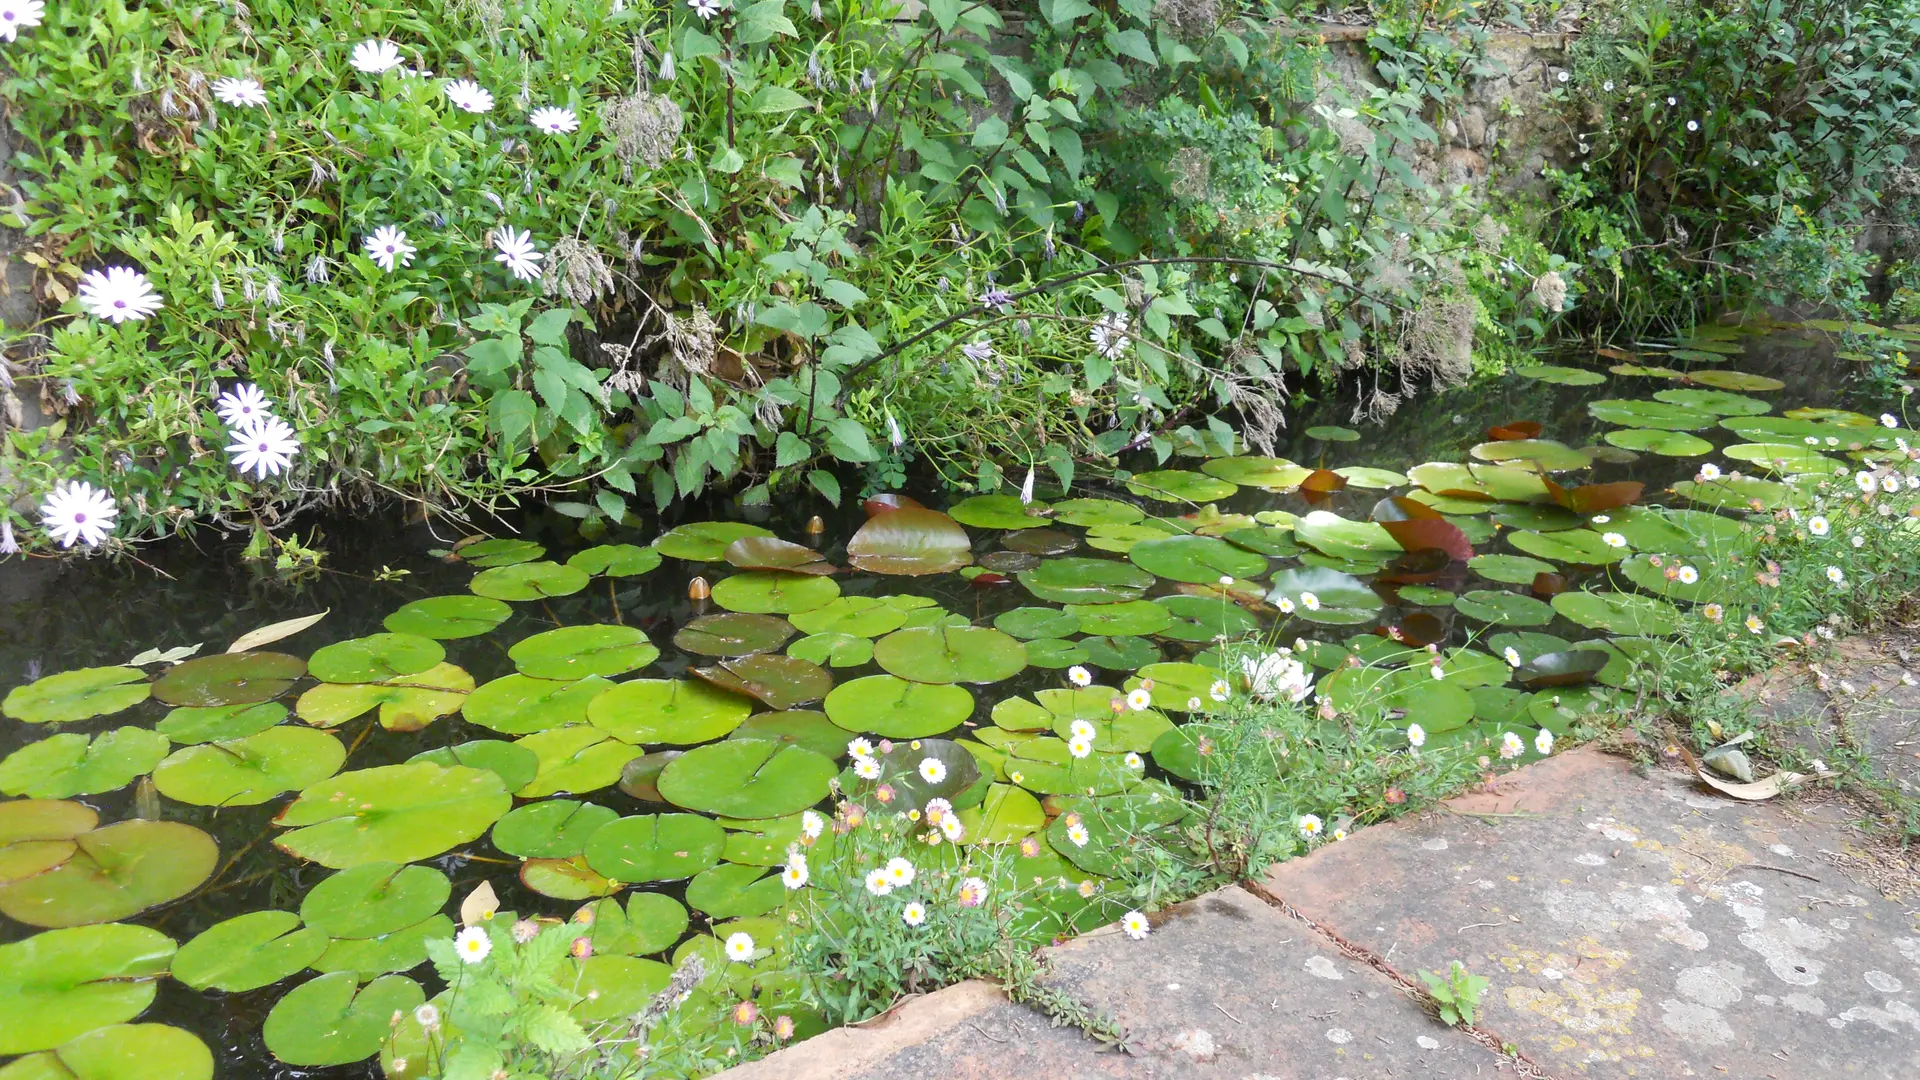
[1418,960,1490,1026]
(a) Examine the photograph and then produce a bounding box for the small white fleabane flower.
[1069,719,1096,741]
[414,1003,440,1030]
[800,809,824,839]
[492,227,543,281]
[1332,828,1349,841]
[1067,665,1093,687]
[1275,596,1295,614]
[1686,119,1699,132]
[212,76,268,107]
[444,79,494,114]
[1590,514,1611,525]
[226,416,301,479]
[1406,723,1426,748]
[1066,822,1090,847]
[38,480,118,549]
[918,757,946,783]
[1121,910,1151,940]
[1124,751,1143,769]
[1603,79,1615,91]
[1298,814,1323,838]
[1503,647,1523,668]
[901,902,927,927]
[782,860,809,889]
[1299,591,1321,611]
[351,39,405,74]
[864,868,892,896]
[1557,70,1570,83]
[1209,679,1230,702]
[0,0,44,42]
[1499,731,1525,759]
[364,226,416,272]
[1535,729,1555,755]
[938,814,964,841]
[77,267,164,323]
[1855,471,1877,493]
[885,856,915,886]
[1883,413,1900,428]
[1851,534,1866,549]
[215,383,273,427]
[1808,515,1830,536]
[724,932,755,962]
[1067,736,1092,759]
[1745,614,1765,634]
[1125,688,1152,711]
[1698,462,1723,481]
[1601,532,1627,548]
[529,105,580,134]
[848,737,874,758]
[1883,475,1901,494]
[853,757,881,780]
[1825,566,1845,585]
[454,926,492,963]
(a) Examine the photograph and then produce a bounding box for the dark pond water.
[0,318,1909,1078]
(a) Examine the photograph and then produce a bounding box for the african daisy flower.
[215,383,274,427]
[363,226,416,272]
[0,0,43,42]
[225,416,301,479]
[443,79,494,114]
[492,227,543,281]
[77,267,164,323]
[38,480,118,549]
[212,76,268,107]
[351,39,405,74]
[529,105,580,134]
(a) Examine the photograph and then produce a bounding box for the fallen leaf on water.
[460,880,500,926]
[228,609,330,653]
[129,643,204,666]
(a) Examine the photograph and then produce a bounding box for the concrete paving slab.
[1260,747,1920,1079]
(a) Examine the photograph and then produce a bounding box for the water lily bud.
[806,515,825,536]
[688,576,710,600]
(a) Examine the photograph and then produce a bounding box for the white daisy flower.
[1601,532,1627,548]
[225,415,301,479]
[724,932,755,962]
[853,756,881,780]
[1332,828,1349,841]
[1698,462,1722,481]
[1406,723,1426,748]
[847,737,874,757]
[1602,80,1614,91]
[443,79,494,114]
[492,227,543,281]
[1534,729,1555,755]
[414,1003,440,1030]
[215,383,273,427]
[1067,665,1093,687]
[1125,687,1152,711]
[1825,566,1845,584]
[1850,534,1866,548]
[351,39,405,75]
[454,926,492,963]
[917,757,946,783]
[1121,910,1151,939]
[1298,814,1323,838]
[938,814,964,841]
[1299,591,1320,611]
[1499,731,1525,759]
[363,225,416,272]
[38,480,118,549]
[1275,596,1296,614]
[901,901,927,927]
[1590,515,1611,525]
[1685,119,1699,131]
[0,0,44,42]
[1808,515,1830,536]
[212,76,268,107]
[782,860,809,889]
[1882,475,1900,494]
[1745,613,1765,634]
[1503,647,1523,668]
[1067,736,1093,759]
[529,105,580,134]
[1882,413,1900,428]
[1124,751,1143,769]
[1069,719,1096,741]
[864,868,892,896]
[1855,470,1877,493]
[1677,566,1699,585]
[77,267,164,323]
[1066,822,1090,847]
[1209,679,1230,702]
[885,856,916,887]
[800,809,825,839]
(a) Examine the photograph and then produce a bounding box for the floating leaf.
[1485,420,1543,441]
[172,911,328,993]
[788,632,873,667]
[1065,599,1174,637]
[1266,567,1383,625]
[310,913,451,979]
[652,522,775,562]
[1334,466,1409,489]
[1124,469,1237,502]
[470,561,591,601]
[1079,635,1162,669]
[1468,553,1557,584]
[1507,529,1627,565]
[1602,428,1713,456]
[1,668,151,725]
[0,925,176,1054]
[273,763,510,869]
[0,820,216,929]
[458,538,545,566]
[657,741,838,819]
[1050,499,1144,527]
[1606,506,1750,552]
[864,737,981,810]
[520,856,620,900]
[1687,369,1785,392]
[1082,522,1178,554]
[1586,398,1718,430]
[1616,553,1717,602]
[1469,439,1593,472]
[1022,639,1090,668]
[1514,651,1609,689]
[1406,462,1549,503]
[408,739,539,791]
[1152,595,1259,642]
[4,1023,212,1080]
[947,495,1049,530]
[728,710,847,757]
[584,814,727,883]
[873,626,1028,684]
[588,679,753,744]
[1002,528,1078,555]
[150,728,344,806]
[1126,535,1266,584]
[463,674,609,735]
[1544,478,1644,515]
[510,625,658,680]
[672,613,796,656]
[692,654,833,710]
[227,610,329,654]
[1514,364,1605,385]
[1017,557,1156,605]
[1379,517,1472,562]
[153,702,284,744]
[686,864,785,919]
[1551,591,1683,635]
[262,973,423,1067]
[574,893,689,956]
[492,800,621,859]
[1452,590,1555,626]
[787,597,908,638]
[1672,475,1808,510]
[1305,425,1361,441]
[993,607,1081,640]
[0,729,170,799]
[955,783,1046,844]
[308,633,443,684]
[1198,457,1311,489]
[567,543,664,577]
[516,726,642,798]
[299,862,451,941]
[710,571,841,614]
[1652,388,1771,416]
[152,653,305,708]
[845,508,974,575]
[824,675,974,738]
[294,662,473,731]
[1722,441,1842,474]
[382,595,513,639]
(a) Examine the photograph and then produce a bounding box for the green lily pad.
[1082,522,1178,554]
[788,632,873,667]
[1652,388,1771,415]
[520,857,619,900]
[150,727,344,806]
[824,675,974,738]
[1721,415,1885,446]
[381,595,513,639]
[955,783,1047,844]
[463,674,609,735]
[1470,439,1593,471]
[845,508,974,575]
[1124,662,1224,713]
[685,864,785,920]
[1615,553,1717,602]
[1508,528,1628,564]
[1050,498,1145,527]
[1305,425,1362,441]
[873,626,1028,684]
[1606,506,1750,552]
[1079,635,1162,669]
[293,662,473,731]
[566,893,688,958]
[262,972,423,1067]
[1220,526,1303,556]
[1124,470,1237,502]
[0,800,97,885]
[1513,650,1610,689]
[1468,553,1557,584]
[584,814,727,882]
[151,653,304,708]
[1672,475,1808,509]
[1687,370,1784,392]
[1022,638,1089,668]
[1153,595,1258,642]
[1487,503,1584,531]
[788,596,908,638]
[1722,442,1842,474]
[711,571,841,615]
[470,561,591,601]
[1002,739,1137,796]
[1396,585,1456,605]
[459,538,545,566]
[1,1024,212,1080]
[308,633,444,684]
[672,613,796,656]
[1018,557,1155,604]
[1266,567,1383,625]
[1293,511,1400,560]
[154,702,285,743]
[515,726,641,798]
[1551,591,1683,635]
[493,799,621,859]
[1066,600,1175,637]
[568,543,664,576]
[1452,590,1555,626]
[1126,535,1267,584]
[587,678,753,744]
[309,913,452,979]
[299,861,450,939]
[0,925,177,1054]
[1198,456,1312,489]
[1406,462,1549,503]
[1334,466,1410,489]
[273,762,510,869]
[407,739,539,791]
[947,495,1049,530]
[692,654,833,710]
[993,607,1080,640]
[728,710,847,757]
[0,820,216,929]
[658,740,837,819]
[510,625,658,680]
[1587,399,1718,430]
[1602,428,1713,456]
[2,668,150,725]
[0,729,169,799]
[1435,647,1514,687]
[652,522,776,562]
[1515,364,1606,385]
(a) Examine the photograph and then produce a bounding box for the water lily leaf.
[0,800,97,885]
[408,739,539,791]
[1124,469,1236,502]
[1066,600,1174,637]
[1607,506,1750,552]
[515,726,642,797]
[463,674,608,735]
[1543,478,1645,515]
[824,675,974,738]
[1672,475,1808,509]
[1396,585,1456,606]
[0,729,170,799]
[787,597,907,638]
[152,702,283,744]
[510,625,657,680]
[151,653,305,708]
[1452,590,1555,626]
[1652,388,1771,415]
[1587,399,1719,430]
[1002,528,1078,555]
[273,762,510,869]
[573,893,690,957]
[1004,739,1137,796]
[150,727,343,806]
[1486,420,1544,441]
[1220,526,1303,557]
[1018,557,1154,604]
[1306,425,1361,441]
[788,632,873,667]
[567,543,663,577]
[873,626,1028,683]
[585,814,727,882]
[845,508,973,575]
[726,711,844,758]
[299,861,450,940]
[1123,662,1224,713]
[1407,462,1549,503]
[1379,518,1472,561]
[672,613,796,656]
[1515,364,1605,386]
[1470,439,1593,471]
[1508,529,1627,564]
[0,1023,211,1080]
[294,662,473,731]
[459,538,545,566]
[3,667,149,726]
[1514,650,1609,689]
[1079,635,1162,669]
[657,741,837,819]
[652,523,776,562]
[684,864,784,920]
[711,571,841,614]
[1198,456,1311,489]
[1335,466,1410,489]
[1687,369,1785,392]
[1722,415,1886,446]
[263,972,423,1067]
[1082,522,1178,554]
[588,678,754,744]
[382,595,513,639]
[309,912,452,979]
[0,925,177,1054]
[1266,567,1383,624]
[1722,441,1843,474]
[470,561,591,601]
[493,799,621,860]
[0,820,216,929]
[520,856,620,900]
[1050,498,1144,527]
[993,607,1080,640]
[1603,428,1713,456]
[1616,553,1717,601]
[1022,639,1089,669]
[1154,595,1258,642]
[1468,553,1556,584]
[692,654,832,710]
[1126,535,1266,584]
[308,633,443,684]
[1551,591,1682,634]
[947,495,1049,530]
[955,783,1046,844]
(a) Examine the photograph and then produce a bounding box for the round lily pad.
[587,679,753,744]
[824,675,975,738]
[1082,522,1177,554]
[1508,529,1627,565]
[1515,364,1605,386]
[293,662,473,731]
[1127,534,1266,584]
[576,893,689,956]
[568,543,664,576]
[0,729,170,799]
[1602,428,1713,456]
[1615,553,1716,602]
[492,800,621,859]
[1688,369,1784,391]
[263,972,423,1067]
[1002,528,1077,556]
[1469,439,1593,471]
[309,913,451,980]
[1672,475,1807,509]
[657,741,837,819]
[520,857,619,900]
[993,607,1081,640]
[510,625,658,680]
[1652,388,1771,415]
[1722,442,1841,474]
[947,494,1049,530]
[1468,553,1558,584]
[727,710,847,757]
[1220,526,1303,557]
[692,654,833,710]
[382,595,513,639]
[463,674,609,735]
[1065,600,1175,638]
[150,727,344,806]
[1406,462,1549,503]
[0,820,217,929]
[1198,457,1312,489]
[1334,466,1409,489]
[1305,425,1361,441]
[459,538,544,566]
[1452,590,1555,626]
[0,924,177,1054]
[685,864,785,920]
[515,726,641,798]
[154,702,285,743]
[1514,650,1609,689]
[845,508,974,575]
[308,633,443,684]
[1294,511,1401,560]
[1154,595,1258,642]
[873,626,1028,684]
[1018,557,1154,604]
[1124,469,1237,502]
[300,862,450,940]
[2,668,150,725]
[172,911,328,993]
[408,739,539,792]
[1551,591,1683,635]
[1266,567,1383,625]
[3,1023,212,1080]
[272,762,510,869]
[672,613,796,656]
[584,814,727,882]
[788,632,873,667]
[470,561,590,601]
[711,571,841,615]
[1124,662,1224,713]
[1396,585,1455,606]
[151,653,304,708]
[1079,636,1162,669]
[1023,639,1090,667]
[652,522,776,562]
[1607,506,1749,552]
[0,799,97,885]
[1587,399,1718,430]
[788,596,909,638]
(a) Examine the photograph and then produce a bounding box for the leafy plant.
[1419,960,1490,1026]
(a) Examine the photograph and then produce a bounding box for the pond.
[1,317,1914,1079]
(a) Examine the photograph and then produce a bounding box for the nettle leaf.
[736,0,798,43]
[750,86,810,114]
